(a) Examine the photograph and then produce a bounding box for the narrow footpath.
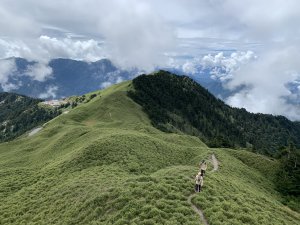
[187,194,209,225]
[188,154,219,225]
[211,154,218,172]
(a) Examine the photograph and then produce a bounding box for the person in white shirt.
[199,160,207,176]
[195,172,204,192]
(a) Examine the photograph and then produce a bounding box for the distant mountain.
[128,70,300,154]
[0,92,60,142]
[0,58,136,99]
[0,57,241,101]
[2,57,299,110]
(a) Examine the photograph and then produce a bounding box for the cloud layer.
[181,51,257,80]
[38,85,58,99]
[183,50,300,120]
[0,0,300,120]
[0,0,175,70]
[0,59,17,91]
[226,46,300,120]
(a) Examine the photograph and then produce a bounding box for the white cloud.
[181,51,257,78]
[38,85,58,99]
[116,77,123,84]
[0,4,39,38]
[0,59,18,91]
[152,0,300,42]
[201,51,257,75]
[98,1,175,71]
[226,89,300,121]
[225,46,300,120]
[99,71,127,89]
[100,81,112,89]
[0,36,104,62]
[0,36,105,82]
[0,0,300,120]
[0,0,175,70]
[180,49,300,120]
[182,61,198,75]
[38,36,104,62]
[26,62,53,82]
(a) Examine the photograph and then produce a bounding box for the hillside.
[0,92,60,142]
[0,79,299,225]
[128,70,300,154]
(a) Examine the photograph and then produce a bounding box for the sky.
[0,0,300,120]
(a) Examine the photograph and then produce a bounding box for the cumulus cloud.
[202,51,256,69]
[202,51,257,80]
[98,1,175,71]
[182,61,198,75]
[0,36,105,82]
[181,49,300,120]
[225,46,300,120]
[26,63,53,82]
[100,70,128,89]
[181,51,257,79]
[0,0,175,70]
[38,85,58,99]
[0,0,300,120]
[0,59,18,91]
[38,36,104,62]
[0,36,104,62]
[100,81,112,89]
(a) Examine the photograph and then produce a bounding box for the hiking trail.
[28,127,42,137]
[211,154,218,172]
[188,154,219,225]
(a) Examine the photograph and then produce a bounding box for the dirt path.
[28,127,42,137]
[188,154,219,225]
[211,154,218,172]
[188,193,209,225]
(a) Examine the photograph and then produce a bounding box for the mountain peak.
[128,71,300,154]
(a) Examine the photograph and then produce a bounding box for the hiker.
[195,172,204,192]
[199,160,207,176]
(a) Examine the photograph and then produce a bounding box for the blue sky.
[0,0,300,120]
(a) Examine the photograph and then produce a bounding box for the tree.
[276,143,300,196]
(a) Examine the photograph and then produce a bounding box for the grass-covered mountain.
[128,70,300,155]
[0,92,60,142]
[0,78,299,224]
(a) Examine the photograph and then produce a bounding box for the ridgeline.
[0,73,299,224]
[128,70,300,155]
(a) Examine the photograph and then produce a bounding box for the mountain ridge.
[128,70,300,154]
[0,79,299,224]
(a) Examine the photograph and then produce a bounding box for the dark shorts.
[201,170,205,176]
[195,184,201,192]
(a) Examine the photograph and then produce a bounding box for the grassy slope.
[0,81,299,225]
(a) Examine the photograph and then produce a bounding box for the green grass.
[193,149,299,225]
[0,81,299,224]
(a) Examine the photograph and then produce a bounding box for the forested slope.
[0,92,60,142]
[128,70,300,155]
